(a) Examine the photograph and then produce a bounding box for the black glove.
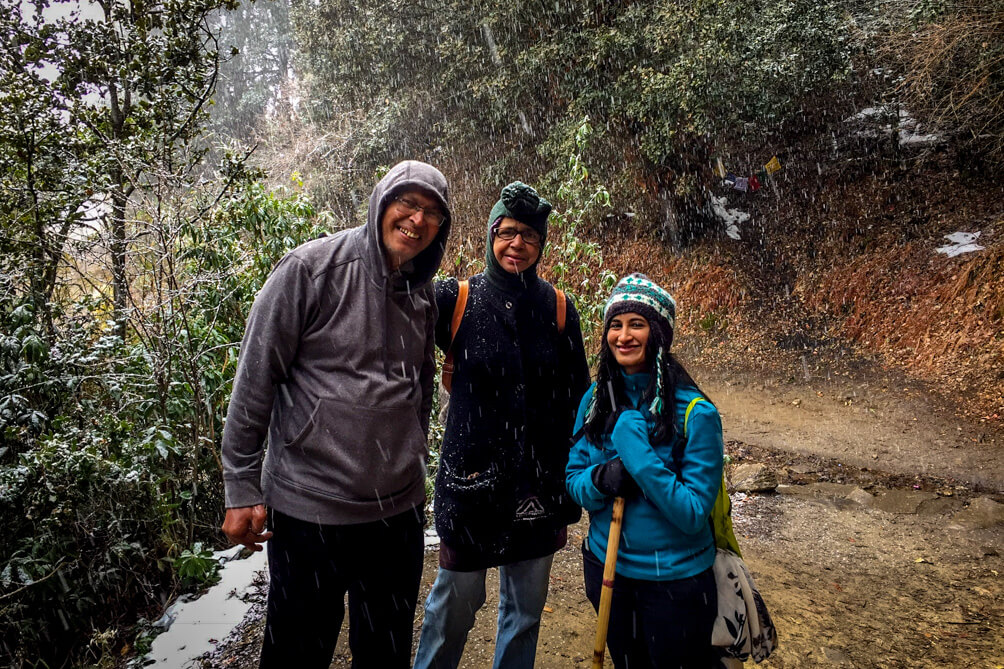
[591,458,640,498]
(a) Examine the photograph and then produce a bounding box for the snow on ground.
[709,194,750,240]
[143,547,267,668]
[936,231,985,257]
[844,106,942,147]
[141,527,440,668]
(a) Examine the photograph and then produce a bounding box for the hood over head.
[367,160,451,290]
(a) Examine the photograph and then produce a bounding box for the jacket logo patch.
[515,496,546,519]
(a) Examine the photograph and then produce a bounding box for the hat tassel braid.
[649,347,666,416]
[585,384,598,426]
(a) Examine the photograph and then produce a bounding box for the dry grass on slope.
[801,235,1004,419]
[586,162,1004,425]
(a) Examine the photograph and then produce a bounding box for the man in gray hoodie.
[220,161,451,668]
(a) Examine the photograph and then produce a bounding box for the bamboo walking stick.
[592,495,626,669]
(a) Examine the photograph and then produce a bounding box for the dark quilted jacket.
[433,274,589,569]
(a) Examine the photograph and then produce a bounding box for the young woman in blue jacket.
[566,274,722,668]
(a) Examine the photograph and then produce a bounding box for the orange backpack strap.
[442,280,469,393]
[555,288,566,333]
[450,280,469,341]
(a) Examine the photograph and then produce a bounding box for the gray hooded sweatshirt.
[221,161,451,524]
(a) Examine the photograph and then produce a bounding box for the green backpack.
[684,397,742,557]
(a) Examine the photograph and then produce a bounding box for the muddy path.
[698,361,1004,492]
[200,356,1004,669]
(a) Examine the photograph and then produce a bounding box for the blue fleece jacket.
[565,372,722,581]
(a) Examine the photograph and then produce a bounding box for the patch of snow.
[936,231,984,257]
[424,527,440,549]
[899,128,940,147]
[143,547,267,669]
[845,106,888,122]
[709,194,749,241]
[844,105,941,147]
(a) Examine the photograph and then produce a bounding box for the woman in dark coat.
[413,182,590,669]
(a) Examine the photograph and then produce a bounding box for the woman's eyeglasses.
[393,196,446,227]
[494,226,541,246]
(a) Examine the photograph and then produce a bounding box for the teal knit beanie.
[487,181,552,243]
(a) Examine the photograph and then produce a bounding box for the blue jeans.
[413,553,555,669]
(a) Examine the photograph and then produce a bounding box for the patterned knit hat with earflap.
[604,274,676,335]
[603,273,677,415]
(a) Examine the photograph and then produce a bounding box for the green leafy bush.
[171,542,221,588]
[545,118,618,349]
[1,425,176,664]
[0,179,329,666]
[291,0,854,241]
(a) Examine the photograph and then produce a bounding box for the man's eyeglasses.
[494,226,542,246]
[393,196,446,227]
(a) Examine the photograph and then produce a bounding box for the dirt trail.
[201,357,1004,669]
[701,365,1004,492]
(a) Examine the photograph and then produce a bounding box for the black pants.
[583,545,717,669]
[260,507,425,669]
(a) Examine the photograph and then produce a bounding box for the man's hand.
[222,504,272,551]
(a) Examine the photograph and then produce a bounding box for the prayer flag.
[725,172,737,186]
[749,175,761,192]
[765,156,781,175]
[734,177,749,192]
[713,157,726,178]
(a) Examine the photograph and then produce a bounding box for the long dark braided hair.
[583,318,706,448]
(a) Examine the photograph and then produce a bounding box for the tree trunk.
[110,185,128,338]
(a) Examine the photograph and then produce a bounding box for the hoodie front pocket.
[273,397,427,505]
